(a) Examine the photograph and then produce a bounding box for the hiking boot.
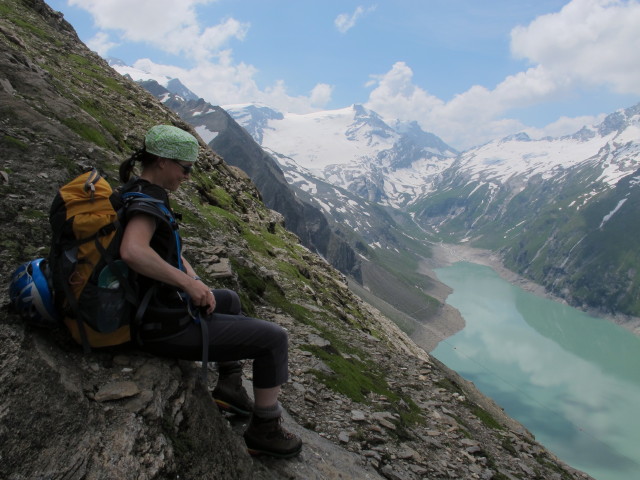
[243,415,303,458]
[212,370,253,417]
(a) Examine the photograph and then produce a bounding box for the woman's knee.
[254,320,288,353]
[212,289,242,315]
[270,323,289,350]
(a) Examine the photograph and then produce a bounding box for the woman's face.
[160,158,192,191]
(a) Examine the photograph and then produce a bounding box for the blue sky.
[46,0,640,150]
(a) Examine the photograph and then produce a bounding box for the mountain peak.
[223,104,284,144]
[106,56,127,67]
[500,132,531,143]
[109,59,198,101]
[166,78,199,102]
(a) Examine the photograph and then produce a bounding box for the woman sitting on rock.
[119,124,302,458]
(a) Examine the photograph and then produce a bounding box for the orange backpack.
[48,169,179,350]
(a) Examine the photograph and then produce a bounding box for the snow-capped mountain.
[227,100,640,319]
[114,57,640,320]
[444,113,639,188]
[224,103,457,208]
[410,103,640,237]
[408,104,640,318]
[108,58,199,102]
[130,78,364,279]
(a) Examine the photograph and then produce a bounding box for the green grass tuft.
[2,135,29,151]
[60,118,108,148]
[470,404,503,431]
[304,344,394,402]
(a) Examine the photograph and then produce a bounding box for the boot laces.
[272,417,297,439]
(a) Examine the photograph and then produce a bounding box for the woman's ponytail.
[119,148,154,183]
[119,155,135,183]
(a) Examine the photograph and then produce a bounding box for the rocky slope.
[0,1,593,479]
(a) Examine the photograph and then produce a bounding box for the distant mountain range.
[111,58,640,323]
[225,99,640,321]
[224,103,458,209]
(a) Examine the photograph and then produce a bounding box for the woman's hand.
[185,276,216,314]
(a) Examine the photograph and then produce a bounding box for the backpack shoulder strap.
[121,191,185,272]
[122,191,175,223]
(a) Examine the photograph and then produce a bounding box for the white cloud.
[68,0,330,113]
[524,114,606,139]
[365,62,443,118]
[365,62,524,149]
[133,52,259,105]
[189,18,249,62]
[365,0,640,149]
[511,0,640,95]
[261,80,330,113]
[132,55,331,114]
[309,83,333,107]
[334,5,376,34]
[70,0,638,150]
[68,0,247,61]
[86,31,118,56]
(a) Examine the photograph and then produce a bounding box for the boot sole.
[246,445,302,459]
[214,398,252,417]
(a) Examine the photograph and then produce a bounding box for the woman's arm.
[120,214,215,313]
[181,255,197,279]
[180,254,217,311]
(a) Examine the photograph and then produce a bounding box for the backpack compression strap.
[186,300,210,385]
[61,272,91,354]
[83,169,101,200]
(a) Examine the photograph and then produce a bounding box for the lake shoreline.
[423,242,640,339]
[424,255,640,480]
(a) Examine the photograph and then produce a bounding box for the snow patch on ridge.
[599,199,627,229]
[459,134,619,185]
[195,126,218,144]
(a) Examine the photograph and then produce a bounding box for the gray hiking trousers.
[139,289,289,388]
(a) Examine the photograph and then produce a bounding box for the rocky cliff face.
[0,1,593,479]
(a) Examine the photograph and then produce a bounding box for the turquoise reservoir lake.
[431,262,640,480]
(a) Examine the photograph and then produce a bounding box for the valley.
[425,242,640,338]
[124,62,640,338]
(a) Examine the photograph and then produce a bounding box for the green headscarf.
[145,125,199,163]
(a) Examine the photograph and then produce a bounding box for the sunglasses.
[170,159,193,175]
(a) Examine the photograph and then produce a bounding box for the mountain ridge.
[224,102,458,209]
[226,97,640,323]
[113,58,640,324]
